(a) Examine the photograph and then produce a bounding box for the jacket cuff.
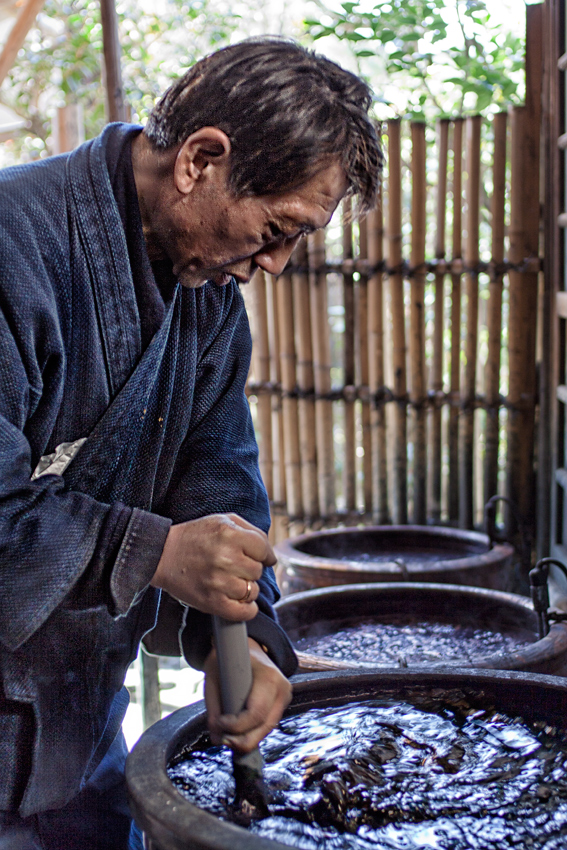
[246,611,298,677]
[110,507,171,614]
[180,608,298,677]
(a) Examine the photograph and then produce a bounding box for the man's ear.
[174,127,231,195]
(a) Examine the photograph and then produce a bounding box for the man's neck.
[130,132,179,262]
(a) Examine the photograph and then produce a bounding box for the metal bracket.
[529,558,567,640]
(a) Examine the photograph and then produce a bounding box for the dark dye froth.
[168,694,567,849]
[292,616,533,666]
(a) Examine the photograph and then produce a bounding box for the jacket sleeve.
[147,282,297,677]
[0,300,170,652]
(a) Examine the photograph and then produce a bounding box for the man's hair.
[144,38,382,215]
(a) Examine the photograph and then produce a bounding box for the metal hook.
[529,558,567,640]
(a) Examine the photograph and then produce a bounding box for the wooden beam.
[0,0,45,88]
[100,0,128,123]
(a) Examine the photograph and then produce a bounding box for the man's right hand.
[149,513,276,620]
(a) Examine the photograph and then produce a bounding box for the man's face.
[154,160,348,288]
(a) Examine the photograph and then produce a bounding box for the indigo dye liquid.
[169,693,567,849]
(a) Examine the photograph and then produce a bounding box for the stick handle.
[212,616,265,779]
[212,617,252,715]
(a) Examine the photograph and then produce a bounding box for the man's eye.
[268,223,286,239]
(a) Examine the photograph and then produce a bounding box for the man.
[0,37,381,849]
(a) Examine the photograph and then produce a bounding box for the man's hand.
[150,513,276,620]
[203,638,292,752]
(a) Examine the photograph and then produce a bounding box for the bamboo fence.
[245,108,542,544]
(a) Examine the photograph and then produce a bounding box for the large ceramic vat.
[274,525,515,594]
[126,669,567,850]
[274,581,567,675]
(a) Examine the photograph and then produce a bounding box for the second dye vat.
[275,582,567,675]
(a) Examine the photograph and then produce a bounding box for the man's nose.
[253,237,301,277]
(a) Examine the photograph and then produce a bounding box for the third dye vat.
[292,615,534,666]
[169,692,567,849]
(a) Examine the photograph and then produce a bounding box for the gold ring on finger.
[238,579,254,604]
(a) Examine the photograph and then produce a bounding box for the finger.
[215,598,259,622]
[228,577,259,604]
[226,514,276,567]
[220,705,285,753]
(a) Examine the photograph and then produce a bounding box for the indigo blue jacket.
[0,124,296,817]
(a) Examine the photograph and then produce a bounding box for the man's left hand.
[203,638,292,752]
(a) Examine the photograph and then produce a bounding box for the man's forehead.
[270,164,348,225]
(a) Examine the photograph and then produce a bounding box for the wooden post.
[449,119,464,524]
[342,199,357,514]
[409,122,427,523]
[292,240,319,520]
[388,119,408,523]
[52,104,85,154]
[100,0,129,123]
[429,120,449,522]
[0,0,45,88]
[140,649,161,729]
[483,113,507,505]
[459,115,482,529]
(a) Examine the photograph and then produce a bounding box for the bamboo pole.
[409,122,428,523]
[519,3,542,538]
[368,184,389,522]
[309,231,335,519]
[459,115,482,529]
[538,0,560,559]
[429,119,449,522]
[292,240,319,520]
[483,113,507,505]
[358,217,373,513]
[276,273,303,530]
[0,0,45,88]
[448,119,464,524]
[342,199,357,513]
[266,274,288,544]
[388,119,408,523]
[506,98,540,529]
[250,271,273,500]
[100,0,129,123]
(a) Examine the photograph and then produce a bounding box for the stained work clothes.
[0,122,296,818]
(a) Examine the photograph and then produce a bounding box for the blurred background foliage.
[305,0,525,118]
